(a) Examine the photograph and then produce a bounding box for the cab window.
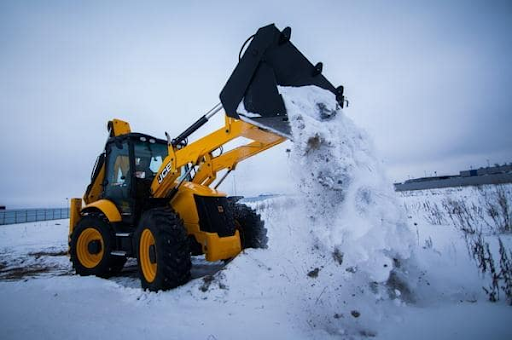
[133,138,168,180]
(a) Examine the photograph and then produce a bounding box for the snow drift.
[281,85,413,282]
[196,85,416,337]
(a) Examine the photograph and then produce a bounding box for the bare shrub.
[498,238,512,304]
[441,185,511,235]
[482,186,511,234]
[442,199,481,235]
[402,185,511,233]
[465,232,512,304]
[438,186,512,303]
[422,201,446,225]
[402,185,512,302]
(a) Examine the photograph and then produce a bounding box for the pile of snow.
[282,85,414,280]
[199,85,416,337]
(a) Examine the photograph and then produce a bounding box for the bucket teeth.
[313,62,323,77]
[279,26,291,45]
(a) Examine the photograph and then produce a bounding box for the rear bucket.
[220,24,345,138]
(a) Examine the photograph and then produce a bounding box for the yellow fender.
[69,198,83,237]
[81,199,122,223]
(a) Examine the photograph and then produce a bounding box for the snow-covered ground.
[0,190,511,339]
[1,87,510,339]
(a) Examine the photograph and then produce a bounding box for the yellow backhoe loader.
[68,24,347,291]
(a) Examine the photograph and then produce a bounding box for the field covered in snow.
[0,186,511,339]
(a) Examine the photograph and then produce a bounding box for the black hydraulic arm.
[171,103,223,147]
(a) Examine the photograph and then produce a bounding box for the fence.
[0,208,69,226]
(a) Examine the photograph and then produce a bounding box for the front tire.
[69,214,125,277]
[136,207,191,291]
[231,202,268,249]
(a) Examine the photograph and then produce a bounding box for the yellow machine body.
[172,182,242,261]
[71,116,284,262]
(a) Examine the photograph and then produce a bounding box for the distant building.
[460,164,512,177]
[395,163,512,191]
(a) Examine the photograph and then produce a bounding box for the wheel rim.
[140,228,157,283]
[77,228,104,268]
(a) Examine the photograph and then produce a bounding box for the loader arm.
[150,115,285,198]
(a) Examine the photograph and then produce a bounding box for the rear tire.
[230,202,268,249]
[136,207,191,291]
[69,215,125,278]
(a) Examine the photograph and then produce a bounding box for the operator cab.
[101,133,168,224]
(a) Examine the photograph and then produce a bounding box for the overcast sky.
[1,0,511,208]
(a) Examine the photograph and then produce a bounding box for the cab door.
[103,140,133,219]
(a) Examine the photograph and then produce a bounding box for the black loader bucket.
[220,24,345,138]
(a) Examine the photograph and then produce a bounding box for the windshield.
[133,138,168,180]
